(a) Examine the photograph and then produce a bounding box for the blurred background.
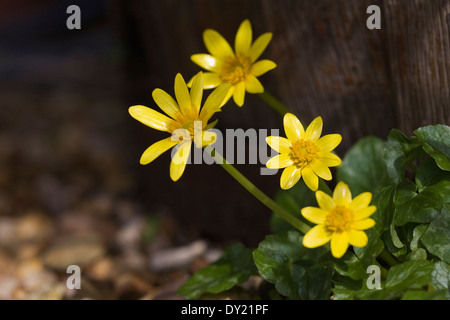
[0,0,448,299]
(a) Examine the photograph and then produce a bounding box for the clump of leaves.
[178,124,450,300]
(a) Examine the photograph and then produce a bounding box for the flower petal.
[266,154,294,169]
[203,29,235,59]
[301,207,327,225]
[251,60,277,77]
[200,83,232,122]
[354,206,377,221]
[283,113,305,141]
[351,218,376,230]
[190,54,222,72]
[317,152,341,167]
[348,229,368,248]
[201,130,217,147]
[233,81,246,107]
[350,192,372,211]
[310,160,332,181]
[222,85,234,105]
[303,225,331,248]
[174,74,192,113]
[203,72,223,89]
[316,191,336,211]
[140,137,179,165]
[245,75,264,93]
[192,121,205,148]
[331,232,349,258]
[129,105,177,132]
[170,141,192,182]
[249,32,272,62]
[304,116,323,141]
[333,182,352,203]
[302,166,319,191]
[266,136,292,154]
[280,166,301,190]
[235,19,252,54]
[152,89,180,120]
[190,72,203,115]
[317,134,342,152]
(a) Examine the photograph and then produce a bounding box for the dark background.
[0,1,448,298]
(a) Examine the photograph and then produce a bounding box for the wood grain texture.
[385,0,450,134]
[113,0,450,243]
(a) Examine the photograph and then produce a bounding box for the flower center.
[169,115,205,141]
[325,206,353,232]
[182,120,197,136]
[220,54,252,85]
[289,140,319,168]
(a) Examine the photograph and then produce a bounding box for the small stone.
[43,234,105,271]
[85,257,115,281]
[16,212,53,243]
[149,240,207,272]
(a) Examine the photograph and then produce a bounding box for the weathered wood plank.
[114,0,450,243]
[384,0,450,134]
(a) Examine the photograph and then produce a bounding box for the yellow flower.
[301,182,377,258]
[129,72,230,182]
[189,19,276,107]
[266,113,342,191]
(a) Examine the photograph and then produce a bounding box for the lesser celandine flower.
[189,19,276,107]
[301,182,376,258]
[266,113,342,191]
[129,72,230,182]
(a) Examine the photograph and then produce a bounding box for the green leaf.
[336,260,449,300]
[350,260,435,299]
[270,180,316,233]
[332,276,363,300]
[353,228,384,266]
[431,261,450,291]
[393,179,450,226]
[253,231,333,300]
[410,224,427,251]
[177,243,257,299]
[382,225,407,257]
[334,251,366,280]
[407,248,427,261]
[415,158,450,192]
[390,224,405,249]
[414,124,450,171]
[421,207,450,263]
[337,136,389,195]
[401,289,449,300]
[385,260,434,290]
[371,184,397,233]
[384,129,425,184]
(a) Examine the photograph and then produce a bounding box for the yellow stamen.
[220,54,252,85]
[325,206,353,232]
[289,140,319,168]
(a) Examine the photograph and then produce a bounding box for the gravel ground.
[0,18,235,300]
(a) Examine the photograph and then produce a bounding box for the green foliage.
[336,136,388,195]
[179,124,450,300]
[253,231,333,300]
[414,125,450,171]
[269,180,316,233]
[177,243,257,299]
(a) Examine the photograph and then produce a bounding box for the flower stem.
[378,249,399,267]
[258,91,290,116]
[319,179,333,195]
[205,146,310,234]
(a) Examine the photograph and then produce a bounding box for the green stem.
[206,146,310,234]
[258,91,290,116]
[319,179,333,195]
[378,249,399,267]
